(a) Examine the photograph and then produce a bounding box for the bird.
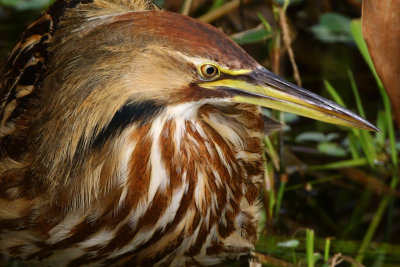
[0,0,377,266]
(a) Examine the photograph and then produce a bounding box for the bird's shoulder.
[0,0,158,138]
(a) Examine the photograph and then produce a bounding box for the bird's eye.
[199,64,220,79]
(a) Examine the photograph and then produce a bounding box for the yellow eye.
[200,64,219,79]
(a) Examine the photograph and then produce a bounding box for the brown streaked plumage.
[0,0,377,266]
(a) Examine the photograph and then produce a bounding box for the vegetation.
[0,0,398,266]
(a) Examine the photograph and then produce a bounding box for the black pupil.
[206,66,215,75]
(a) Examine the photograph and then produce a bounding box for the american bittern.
[0,0,377,266]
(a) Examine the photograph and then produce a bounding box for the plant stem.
[198,0,251,23]
[306,229,315,267]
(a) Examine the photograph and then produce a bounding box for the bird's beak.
[200,67,379,131]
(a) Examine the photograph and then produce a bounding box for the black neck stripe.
[92,100,164,148]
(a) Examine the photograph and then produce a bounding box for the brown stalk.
[181,0,193,15]
[279,9,302,86]
[251,252,297,267]
[197,0,252,23]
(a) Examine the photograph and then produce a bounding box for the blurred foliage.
[0,0,399,266]
[0,0,54,10]
[311,12,353,43]
[275,0,304,5]
[231,24,273,45]
[153,0,165,7]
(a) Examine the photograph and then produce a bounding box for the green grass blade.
[306,229,315,267]
[324,80,376,167]
[275,179,286,220]
[231,26,274,45]
[386,172,399,242]
[208,0,225,11]
[341,186,373,239]
[350,20,382,85]
[358,131,377,167]
[308,158,369,170]
[348,133,360,159]
[324,238,331,262]
[285,174,342,191]
[257,13,272,32]
[323,80,346,107]
[375,110,387,149]
[282,0,290,12]
[264,136,280,171]
[347,69,378,162]
[347,69,365,118]
[355,195,390,264]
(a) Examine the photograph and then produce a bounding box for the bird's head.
[98,10,376,130]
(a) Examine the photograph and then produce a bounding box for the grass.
[252,7,399,267]
[306,229,315,267]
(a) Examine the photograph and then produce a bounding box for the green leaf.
[311,13,353,43]
[278,239,300,248]
[296,132,326,143]
[283,112,299,124]
[326,133,340,141]
[231,25,273,45]
[318,142,347,157]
